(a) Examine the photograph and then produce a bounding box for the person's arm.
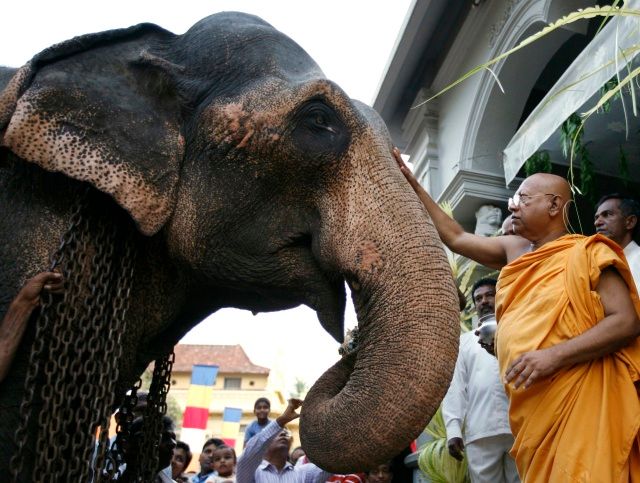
[394,148,516,269]
[441,336,468,461]
[0,272,63,382]
[235,399,302,482]
[506,267,640,389]
[235,420,281,481]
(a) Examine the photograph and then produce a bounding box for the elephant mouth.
[276,232,347,343]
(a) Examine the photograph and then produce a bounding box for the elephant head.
[0,12,459,473]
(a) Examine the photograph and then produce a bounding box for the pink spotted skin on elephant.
[0,12,460,474]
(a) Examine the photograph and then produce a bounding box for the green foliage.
[560,114,597,203]
[599,77,621,113]
[524,150,552,176]
[579,145,595,203]
[419,407,470,483]
[424,405,447,440]
[560,113,583,159]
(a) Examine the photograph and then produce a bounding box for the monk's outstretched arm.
[394,149,518,269]
[506,267,640,389]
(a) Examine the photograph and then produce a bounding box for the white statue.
[474,204,502,237]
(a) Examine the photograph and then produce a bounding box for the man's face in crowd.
[367,463,393,483]
[268,429,293,453]
[254,401,270,422]
[199,443,216,473]
[473,284,495,317]
[594,198,633,246]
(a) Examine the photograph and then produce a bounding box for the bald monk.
[395,150,640,482]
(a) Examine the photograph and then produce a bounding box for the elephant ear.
[0,24,184,236]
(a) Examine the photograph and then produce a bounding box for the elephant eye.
[313,111,329,128]
[303,105,336,133]
[291,100,350,159]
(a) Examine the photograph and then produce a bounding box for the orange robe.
[496,234,640,482]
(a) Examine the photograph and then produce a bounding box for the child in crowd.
[205,445,236,483]
[243,397,271,446]
[365,462,393,483]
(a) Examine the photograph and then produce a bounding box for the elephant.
[0,11,459,477]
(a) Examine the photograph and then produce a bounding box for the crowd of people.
[163,397,398,483]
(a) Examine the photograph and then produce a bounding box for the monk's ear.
[548,195,563,217]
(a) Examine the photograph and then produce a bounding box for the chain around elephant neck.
[10,186,138,482]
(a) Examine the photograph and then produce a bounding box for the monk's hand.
[447,437,465,461]
[393,147,419,187]
[505,348,559,389]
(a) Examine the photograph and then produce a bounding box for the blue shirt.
[190,471,214,483]
[244,419,271,444]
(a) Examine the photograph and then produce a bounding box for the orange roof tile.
[172,344,270,375]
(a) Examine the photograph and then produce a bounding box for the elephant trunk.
[300,152,460,473]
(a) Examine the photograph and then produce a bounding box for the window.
[224,377,241,390]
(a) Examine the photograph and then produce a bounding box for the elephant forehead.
[203,101,282,147]
[202,78,355,147]
[3,94,176,236]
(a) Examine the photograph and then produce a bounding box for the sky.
[2,0,414,394]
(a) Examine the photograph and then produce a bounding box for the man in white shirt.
[442,278,519,483]
[236,398,331,483]
[594,193,640,291]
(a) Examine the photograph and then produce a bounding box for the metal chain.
[135,352,175,482]
[11,188,139,482]
[96,379,142,482]
[10,188,88,481]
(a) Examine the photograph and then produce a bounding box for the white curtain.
[502,0,640,184]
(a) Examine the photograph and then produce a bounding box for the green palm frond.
[582,64,640,118]
[419,408,470,483]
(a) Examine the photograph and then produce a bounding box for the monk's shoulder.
[582,234,625,259]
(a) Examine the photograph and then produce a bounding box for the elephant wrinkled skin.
[0,12,459,474]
